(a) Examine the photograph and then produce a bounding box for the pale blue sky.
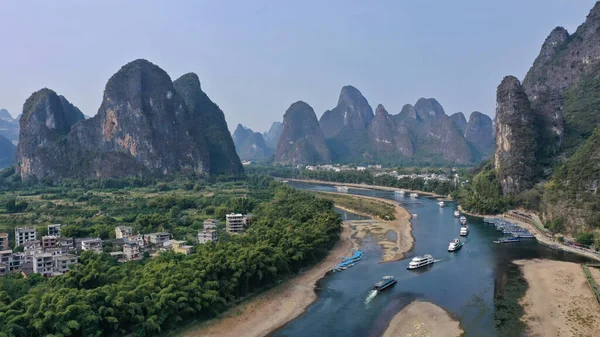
[0,0,597,132]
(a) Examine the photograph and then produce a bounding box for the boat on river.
[373,275,397,291]
[453,210,460,218]
[460,225,469,236]
[336,186,349,192]
[407,254,434,270]
[410,192,419,198]
[438,201,445,208]
[460,216,467,226]
[493,237,521,244]
[448,238,463,252]
[395,190,405,195]
[333,250,364,272]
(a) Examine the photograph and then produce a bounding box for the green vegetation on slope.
[0,177,342,337]
[458,163,509,215]
[312,192,395,220]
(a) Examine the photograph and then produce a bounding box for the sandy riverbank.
[286,178,443,198]
[514,259,600,337]
[382,301,463,337]
[177,225,353,337]
[314,190,413,262]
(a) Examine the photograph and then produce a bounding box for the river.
[271,181,591,337]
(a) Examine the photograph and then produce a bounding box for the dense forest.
[0,175,342,337]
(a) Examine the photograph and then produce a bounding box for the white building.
[197,229,218,244]
[54,254,78,274]
[33,253,54,276]
[47,224,61,237]
[123,234,145,248]
[115,225,133,239]
[81,238,103,252]
[15,227,37,248]
[226,213,247,233]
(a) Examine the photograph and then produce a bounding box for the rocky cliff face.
[263,121,282,150]
[368,104,413,157]
[522,3,600,156]
[493,76,537,195]
[0,134,16,168]
[465,111,494,160]
[450,112,468,134]
[319,85,374,139]
[275,101,330,165]
[173,72,243,174]
[233,124,272,161]
[16,59,242,180]
[16,88,86,179]
[394,98,473,164]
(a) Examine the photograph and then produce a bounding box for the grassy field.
[311,191,396,220]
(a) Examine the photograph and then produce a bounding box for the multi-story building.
[42,236,58,249]
[33,253,54,276]
[123,234,145,248]
[115,225,133,239]
[123,242,140,260]
[197,229,218,244]
[145,232,170,246]
[171,241,193,255]
[81,238,103,252]
[23,240,42,253]
[226,213,247,233]
[15,227,37,248]
[0,233,8,250]
[203,219,219,229]
[54,254,78,274]
[47,224,61,237]
[0,262,6,276]
[0,250,22,272]
[58,237,74,249]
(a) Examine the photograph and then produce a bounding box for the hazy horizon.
[1,0,597,133]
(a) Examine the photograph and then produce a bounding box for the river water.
[271,181,591,337]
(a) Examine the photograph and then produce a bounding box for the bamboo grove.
[0,179,342,337]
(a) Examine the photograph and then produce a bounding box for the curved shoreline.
[176,187,415,337]
[382,301,463,337]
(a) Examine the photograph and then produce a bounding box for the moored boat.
[336,186,349,192]
[460,225,469,236]
[493,237,521,244]
[410,192,419,198]
[373,275,397,291]
[453,210,460,218]
[407,254,434,270]
[394,190,405,195]
[438,201,445,208]
[460,216,467,226]
[448,238,463,252]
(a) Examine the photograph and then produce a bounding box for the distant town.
[0,213,251,278]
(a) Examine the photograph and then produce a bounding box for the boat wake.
[433,259,443,263]
[364,289,378,305]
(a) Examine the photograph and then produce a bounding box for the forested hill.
[0,177,341,337]
[460,1,600,245]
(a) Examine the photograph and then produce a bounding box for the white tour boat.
[448,238,463,252]
[394,190,405,195]
[460,225,469,236]
[336,186,349,192]
[460,216,467,226]
[409,192,419,198]
[407,254,434,270]
[438,201,445,208]
[453,210,460,218]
